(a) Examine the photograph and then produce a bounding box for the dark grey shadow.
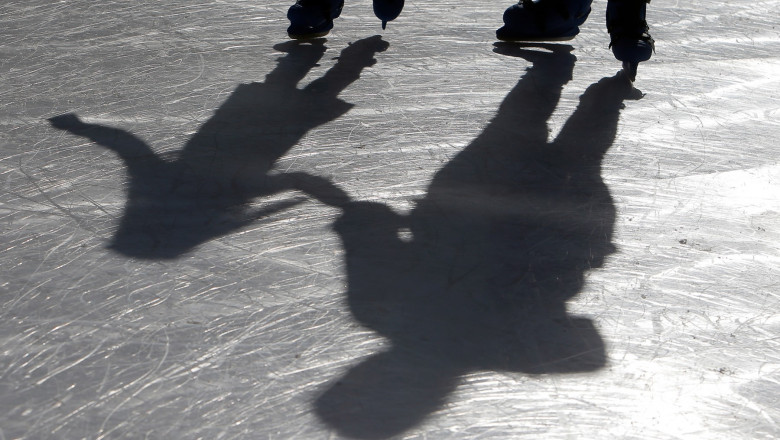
[49,35,639,439]
[48,36,387,259]
[311,43,642,439]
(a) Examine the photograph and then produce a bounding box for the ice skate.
[496,0,592,42]
[607,0,654,82]
[373,0,404,29]
[287,0,344,39]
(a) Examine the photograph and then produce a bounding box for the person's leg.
[496,0,594,42]
[606,0,654,79]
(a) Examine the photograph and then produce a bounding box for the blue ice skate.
[607,0,654,82]
[496,0,592,42]
[373,0,404,29]
[287,0,344,39]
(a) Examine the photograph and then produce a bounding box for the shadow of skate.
[48,36,388,259]
[310,44,640,438]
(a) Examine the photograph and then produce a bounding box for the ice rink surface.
[2,1,779,438]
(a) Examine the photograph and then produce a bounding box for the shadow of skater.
[48,36,389,259]
[311,44,642,439]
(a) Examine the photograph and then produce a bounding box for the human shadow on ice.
[48,36,389,259]
[48,35,639,439]
[308,44,642,439]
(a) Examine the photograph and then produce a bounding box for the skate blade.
[496,34,577,43]
[288,30,331,40]
[622,61,638,83]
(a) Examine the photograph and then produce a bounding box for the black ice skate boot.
[287,0,344,39]
[606,0,654,81]
[497,0,593,42]
[373,0,404,29]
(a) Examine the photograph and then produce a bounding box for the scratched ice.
[1,1,779,439]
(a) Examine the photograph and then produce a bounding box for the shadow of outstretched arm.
[48,113,163,179]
